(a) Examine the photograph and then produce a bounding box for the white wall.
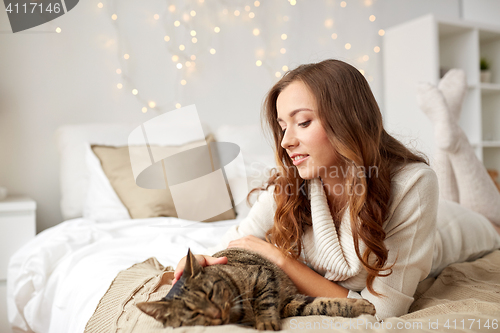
[0,0,462,232]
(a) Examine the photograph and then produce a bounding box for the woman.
[173,59,500,319]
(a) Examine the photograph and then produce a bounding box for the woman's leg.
[432,150,459,203]
[417,70,500,228]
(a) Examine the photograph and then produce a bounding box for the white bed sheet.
[7,216,242,333]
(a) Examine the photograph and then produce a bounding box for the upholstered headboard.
[55,121,275,220]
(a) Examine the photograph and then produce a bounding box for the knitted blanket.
[84,250,500,333]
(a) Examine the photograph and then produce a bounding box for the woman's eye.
[299,120,311,127]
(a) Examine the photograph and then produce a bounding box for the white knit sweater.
[206,162,500,319]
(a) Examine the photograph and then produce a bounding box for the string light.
[97,3,103,8]
[106,0,381,113]
[359,69,365,75]
[55,27,61,33]
[176,103,181,108]
[142,107,148,113]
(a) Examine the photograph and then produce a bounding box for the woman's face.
[277,80,341,182]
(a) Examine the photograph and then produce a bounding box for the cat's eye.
[207,289,214,299]
[189,311,202,319]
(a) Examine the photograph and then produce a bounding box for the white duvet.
[7,216,242,333]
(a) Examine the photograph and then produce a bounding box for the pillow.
[56,115,213,220]
[91,134,237,222]
[83,143,131,222]
[213,124,277,217]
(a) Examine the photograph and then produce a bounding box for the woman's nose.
[281,129,298,149]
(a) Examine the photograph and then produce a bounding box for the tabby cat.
[137,248,375,330]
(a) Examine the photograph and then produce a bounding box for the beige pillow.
[91,135,236,221]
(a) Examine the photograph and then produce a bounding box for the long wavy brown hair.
[246,59,428,296]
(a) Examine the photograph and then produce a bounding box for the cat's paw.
[349,299,376,317]
[255,318,281,331]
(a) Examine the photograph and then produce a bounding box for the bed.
[7,117,500,333]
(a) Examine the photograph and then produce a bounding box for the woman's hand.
[227,235,285,268]
[172,254,227,285]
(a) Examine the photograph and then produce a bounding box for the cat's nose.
[206,307,221,319]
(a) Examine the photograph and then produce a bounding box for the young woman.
[173,59,500,319]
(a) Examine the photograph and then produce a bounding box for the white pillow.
[82,143,131,222]
[214,124,277,218]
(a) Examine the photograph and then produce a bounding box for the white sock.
[437,69,468,122]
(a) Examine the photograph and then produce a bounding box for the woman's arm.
[227,235,349,298]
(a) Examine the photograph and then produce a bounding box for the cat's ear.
[136,301,171,324]
[184,248,203,278]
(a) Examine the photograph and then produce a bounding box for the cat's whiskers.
[231,290,251,303]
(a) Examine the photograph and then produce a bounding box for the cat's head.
[136,249,236,327]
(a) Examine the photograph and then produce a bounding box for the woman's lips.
[292,155,309,166]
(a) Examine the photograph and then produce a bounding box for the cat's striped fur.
[137,248,375,330]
